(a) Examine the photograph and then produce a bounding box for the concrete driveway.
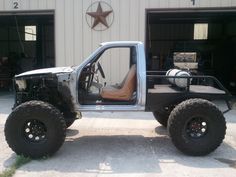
[0,93,236,177]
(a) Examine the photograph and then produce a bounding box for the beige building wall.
[0,0,235,83]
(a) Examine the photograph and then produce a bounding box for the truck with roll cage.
[4,41,232,158]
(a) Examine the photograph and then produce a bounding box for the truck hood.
[15,67,74,78]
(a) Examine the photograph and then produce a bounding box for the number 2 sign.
[12,0,21,9]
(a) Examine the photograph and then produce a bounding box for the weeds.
[0,155,31,177]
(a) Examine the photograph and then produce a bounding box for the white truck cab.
[6,41,231,158]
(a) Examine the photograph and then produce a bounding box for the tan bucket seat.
[100,65,137,101]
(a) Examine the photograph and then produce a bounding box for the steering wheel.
[97,62,105,79]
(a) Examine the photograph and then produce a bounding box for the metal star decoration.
[86,2,113,29]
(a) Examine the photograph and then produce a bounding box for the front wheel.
[4,101,66,158]
[168,99,226,156]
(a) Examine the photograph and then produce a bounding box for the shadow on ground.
[4,126,236,174]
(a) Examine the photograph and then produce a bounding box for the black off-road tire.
[153,111,169,127]
[168,98,226,156]
[65,118,75,128]
[4,101,66,159]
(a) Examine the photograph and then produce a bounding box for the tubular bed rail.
[146,74,232,114]
[147,74,231,96]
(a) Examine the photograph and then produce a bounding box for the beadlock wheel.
[168,98,226,156]
[4,101,66,158]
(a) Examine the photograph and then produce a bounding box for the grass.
[0,155,31,177]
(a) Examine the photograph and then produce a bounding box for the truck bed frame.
[145,71,231,113]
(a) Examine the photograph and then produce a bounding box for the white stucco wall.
[0,0,235,83]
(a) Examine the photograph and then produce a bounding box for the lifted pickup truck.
[5,41,231,158]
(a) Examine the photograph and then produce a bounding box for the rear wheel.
[168,99,226,156]
[4,101,66,158]
[153,105,176,127]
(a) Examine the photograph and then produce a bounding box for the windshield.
[73,45,104,70]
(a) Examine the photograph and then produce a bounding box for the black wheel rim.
[23,119,47,143]
[185,117,208,139]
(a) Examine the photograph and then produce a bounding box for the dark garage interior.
[146,9,236,94]
[0,14,55,91]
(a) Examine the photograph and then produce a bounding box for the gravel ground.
[0,93,236,177]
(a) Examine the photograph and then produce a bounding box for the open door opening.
[78,47,137,105]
